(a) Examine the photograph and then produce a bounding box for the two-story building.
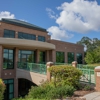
[0,18,84,100]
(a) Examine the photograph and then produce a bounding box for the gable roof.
[0,18,47,32]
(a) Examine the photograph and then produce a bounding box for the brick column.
[65,52,67,63]
[51,50,56,63]
[14,48,18,97]
[14,78,18,98]
[46,62,53,81]
[72,61,77,68]
[95,66,100,91]
[74,52,77,61]
[46,50,49,62]
[36,49,40,63]
[0,45,3,78]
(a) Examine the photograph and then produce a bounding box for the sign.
[97,72,100,77]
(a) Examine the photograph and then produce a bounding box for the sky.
[0,0,100,43]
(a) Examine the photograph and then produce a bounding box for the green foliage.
[26,84,75,100]
[85,46,100,64]
[83,85,91,91]
[48,65,82,88]
[0,79,6,100]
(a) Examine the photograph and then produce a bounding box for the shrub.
[0,79,6,100]
[26,84,75,100]
[48,65,82,88]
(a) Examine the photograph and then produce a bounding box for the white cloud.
[47,26,74,40]
[56,0,100,33]
[47,0,100,41]
[46,8,58,19]
[0,11,15,20]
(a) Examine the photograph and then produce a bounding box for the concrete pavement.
[83,92,100,100]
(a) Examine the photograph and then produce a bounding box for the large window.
[39,51,45,64]
[38,36,45,42]
[67,52,74,63]
[56,51,64,63]
[3,79,14,100]
[4,29,15,38]
[18,32,36,40]
[77,53,83,64]
[3,49,14,69]
[18,50,35,62]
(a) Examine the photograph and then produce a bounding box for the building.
[0,18,84,100]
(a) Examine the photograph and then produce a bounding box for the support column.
[46,62,53,81]
[36,49,40,63]
[0,45,3,78]
[95,66,100,91]
[14,78,18,98]
[14,48,18,98]
[74,52,77,62]
[46,50,49,62]
[65,52,67,63]
[51,50,56,63]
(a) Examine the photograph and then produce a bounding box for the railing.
[54,63,72,66]
[17,62,46,75]
[77,64,96,69]
[77,65,95,84]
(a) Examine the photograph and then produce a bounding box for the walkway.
[83,92,100,100]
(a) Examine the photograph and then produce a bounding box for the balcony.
[0,37,55,50]
[17,62,47,75]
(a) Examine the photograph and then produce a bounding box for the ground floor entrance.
[18,78,37,97]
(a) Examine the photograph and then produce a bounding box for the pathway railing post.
[46,62,53,81]
[72,61,77,68]
[95,66,100,91]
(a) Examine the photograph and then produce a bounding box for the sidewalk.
[83,92,100,100]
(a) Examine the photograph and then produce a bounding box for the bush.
[26,84,75,100]
[48,65,82,88]
[0,79,6,100]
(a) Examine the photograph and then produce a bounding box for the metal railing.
[17,62,46,75]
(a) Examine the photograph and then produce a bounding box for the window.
[56,51,64,63]
[3,49,14,69]
[39,51,45,64]
[67,52,74,63]
[18,50,35,63]
[77,53,83,64]
[4,29,15,38]
[38,36,45,42]
[18,32,36,40]
[3,79,14,100]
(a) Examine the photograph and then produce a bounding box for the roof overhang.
[0,38,55,50]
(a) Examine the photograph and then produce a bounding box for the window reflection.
[67,52,74,63]
[3,49,14,69]
[56,51,64,63]
[77,53,82,64]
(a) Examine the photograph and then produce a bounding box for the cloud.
[0,11,15,20]
[47,26,74,40]
[56,0,100,33]
[46,8,58,19]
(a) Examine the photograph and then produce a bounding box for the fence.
[17,62,46,75]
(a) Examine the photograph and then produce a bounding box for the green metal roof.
[1,18,47,32]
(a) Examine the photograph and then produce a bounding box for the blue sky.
[0,0,100,43]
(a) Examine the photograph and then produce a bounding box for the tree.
[77,37,100,52]
[0,79,5,100]
[85,46,100,64]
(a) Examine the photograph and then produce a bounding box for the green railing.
[54,63,72,66]
[77,67,95,84]
[77,64,96,69]
[17,62,46,75]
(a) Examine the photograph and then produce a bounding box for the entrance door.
[4,84,9,100]
[3,79,14,100]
